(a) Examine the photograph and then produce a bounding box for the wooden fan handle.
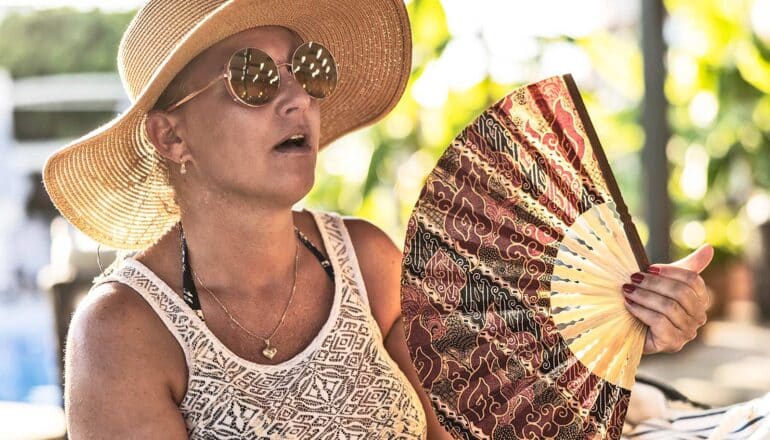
[562,74,651,271]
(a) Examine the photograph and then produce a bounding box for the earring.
[180,161,187,175]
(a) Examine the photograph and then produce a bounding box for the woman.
[43,0,712,438]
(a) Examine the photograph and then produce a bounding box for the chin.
[266,169,316,205]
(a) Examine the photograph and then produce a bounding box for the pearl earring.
[180,161,187,175]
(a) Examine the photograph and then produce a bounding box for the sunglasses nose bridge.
[273,62,313,113]
[275,62,298,83]
[276,62,308,94]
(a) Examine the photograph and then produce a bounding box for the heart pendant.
[262,346,278,360]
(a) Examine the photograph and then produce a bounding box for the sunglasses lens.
[227,48,279,106]
[291,42,338,99]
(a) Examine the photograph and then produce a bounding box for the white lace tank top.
[95,209,427,439]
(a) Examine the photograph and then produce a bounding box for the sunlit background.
[1,0,769,438]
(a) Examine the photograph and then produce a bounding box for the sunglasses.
[165,41,338,112]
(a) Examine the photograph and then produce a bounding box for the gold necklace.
[192,230,300,360]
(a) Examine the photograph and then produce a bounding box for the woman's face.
[162,25,321,208]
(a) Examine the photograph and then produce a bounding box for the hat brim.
[43,0,412,250]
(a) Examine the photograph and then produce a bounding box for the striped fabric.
[623,392,770,439]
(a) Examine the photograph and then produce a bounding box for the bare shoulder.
[64,281,188,438]
[342,216,403,338]
[69,281,186,368]
[342,216,402,255]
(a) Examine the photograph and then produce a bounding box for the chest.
[199,274,337,365]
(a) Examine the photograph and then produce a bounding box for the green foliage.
[3,3,763,263]
[0,8,133,78]
[306,0,648,250]
[664,0,770,259]
[307,0,768,264]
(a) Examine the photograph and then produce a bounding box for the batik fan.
[400,74,649,439]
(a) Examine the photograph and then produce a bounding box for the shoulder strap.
[180,225,204,318]
[314,211,368,304]
[296,228,335,280]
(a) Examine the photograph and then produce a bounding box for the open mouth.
[274,134,310,152]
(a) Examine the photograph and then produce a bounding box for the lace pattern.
[97,209,427,439]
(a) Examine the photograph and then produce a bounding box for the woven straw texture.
[43,0,412,250]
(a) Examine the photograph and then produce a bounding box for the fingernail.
[622,283,636,294]
[630,272,645,284]
[646,266,661,275]
[625,297,635,306]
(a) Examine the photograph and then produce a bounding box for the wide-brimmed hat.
[42,0,412,250]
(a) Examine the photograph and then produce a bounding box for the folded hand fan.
[400,74,649,439]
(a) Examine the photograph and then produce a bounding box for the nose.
[274,63,311,116]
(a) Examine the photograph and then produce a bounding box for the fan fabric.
[401,75,649,440]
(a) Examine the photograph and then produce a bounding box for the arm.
[64,282,189,439]
[344,218,455,440]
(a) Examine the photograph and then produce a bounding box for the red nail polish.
[622,284,636,294]
[631,272,645,284]
[625,297,635,306]
[647,266,661,275]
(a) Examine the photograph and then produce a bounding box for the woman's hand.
[622,244,714,354]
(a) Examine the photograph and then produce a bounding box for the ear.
[145,110,192,165]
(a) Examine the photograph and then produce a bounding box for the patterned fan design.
[401,75,649,439]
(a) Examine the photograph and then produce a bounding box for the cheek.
[310,101,322,132]
[186,105,274,160]
[219,115,273,153]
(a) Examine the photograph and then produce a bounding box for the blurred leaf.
[408,0,450,64]
[735,40,770,94]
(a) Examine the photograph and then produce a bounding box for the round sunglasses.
[165,41,338,111]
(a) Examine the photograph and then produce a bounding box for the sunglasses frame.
[164,41,337,112]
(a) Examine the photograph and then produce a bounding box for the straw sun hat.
[42,0,412,250]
